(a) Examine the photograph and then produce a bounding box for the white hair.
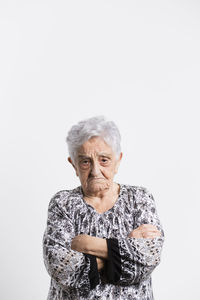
[66,116,121,163]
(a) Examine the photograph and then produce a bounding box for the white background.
[0,1,200,299]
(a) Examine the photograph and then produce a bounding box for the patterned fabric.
[43,183,164,300]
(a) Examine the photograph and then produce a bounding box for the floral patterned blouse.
[43,183,164,300]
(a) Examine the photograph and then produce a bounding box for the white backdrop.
[0,1,200,299]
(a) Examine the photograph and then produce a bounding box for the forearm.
[71,235,108,259]
[103,235,164,285]
[85,236,108,259]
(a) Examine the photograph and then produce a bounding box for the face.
[68,136,122,195]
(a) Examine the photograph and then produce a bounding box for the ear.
[68,157,79,177]
[114,152,123,174]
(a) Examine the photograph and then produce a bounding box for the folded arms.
[43,188,164,295]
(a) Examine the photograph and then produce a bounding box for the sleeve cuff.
[85,254,100,289]
[105,238,122,284]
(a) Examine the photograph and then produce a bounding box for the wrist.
[87,237,108,259]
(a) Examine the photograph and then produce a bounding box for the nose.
[90,161,101,177]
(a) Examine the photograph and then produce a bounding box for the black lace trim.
[105,238,122,284]
[85,254,100,289]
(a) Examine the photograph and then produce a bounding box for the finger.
[141,224,158,229]
[142,227,160,233]
[143,232,161,238]
[128,231,142,238]
[142,231,161,238]
[140,225,158,232]
[144,229,160,234]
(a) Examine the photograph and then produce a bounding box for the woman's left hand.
[71,234,91,252]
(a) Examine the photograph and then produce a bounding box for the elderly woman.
[43,116,164,300]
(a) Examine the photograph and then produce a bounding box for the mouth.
[89,177,104,181]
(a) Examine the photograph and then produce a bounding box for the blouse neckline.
[78,183,124,216]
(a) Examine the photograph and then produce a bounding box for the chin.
[88,181,110,193]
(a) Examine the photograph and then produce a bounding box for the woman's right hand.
[128,224,161,238]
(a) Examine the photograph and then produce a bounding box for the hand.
[96,257,104,271]
[71,234,91,253]
[128,224,161,238]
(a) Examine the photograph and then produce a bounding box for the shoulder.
[122,183,153,196]
[48,186,82,212]
[121,183,155,205]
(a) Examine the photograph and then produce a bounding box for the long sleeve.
[42,191,99,297]
[105,186,164,285]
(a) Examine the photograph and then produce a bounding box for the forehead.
[77,136,114,156]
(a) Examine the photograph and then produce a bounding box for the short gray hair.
[66,116,121,163]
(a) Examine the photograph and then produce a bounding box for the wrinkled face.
[68,136,122,195]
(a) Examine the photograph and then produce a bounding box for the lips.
[89,177,104,181]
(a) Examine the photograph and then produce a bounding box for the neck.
[82,182,120,201]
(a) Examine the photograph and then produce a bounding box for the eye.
[83,160,89,163]
[80,159,90,168]
[100,157,109,164]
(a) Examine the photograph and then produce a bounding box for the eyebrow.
[77,155,89,159]
[77,152,112,158]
